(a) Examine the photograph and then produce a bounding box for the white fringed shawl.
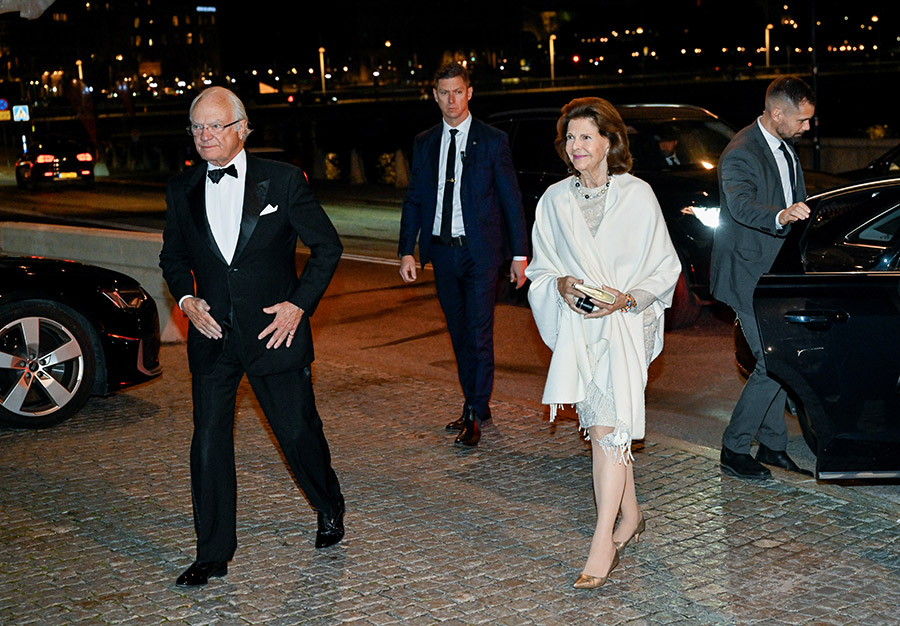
[525,174,681,441]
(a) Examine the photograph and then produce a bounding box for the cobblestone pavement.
[2,344,899,625]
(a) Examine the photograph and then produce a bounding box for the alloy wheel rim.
[0,316,85,417]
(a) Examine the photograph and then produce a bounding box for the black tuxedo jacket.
[398,117,528,268]
[160,154,342,375]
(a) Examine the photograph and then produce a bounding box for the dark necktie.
[778,142,797,204]
[208,164,237,184]
[440,129,459,244]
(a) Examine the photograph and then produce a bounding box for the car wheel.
[665,269,701,330]
[15,169,31,190]
[0,302,97,428]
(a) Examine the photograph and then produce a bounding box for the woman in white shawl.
[525,98,681,589]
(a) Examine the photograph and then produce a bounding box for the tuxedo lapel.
[187,168,228,265]
[233,156,269,263]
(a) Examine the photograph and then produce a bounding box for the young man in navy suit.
[160,87,345,587]
[398,63,529,447]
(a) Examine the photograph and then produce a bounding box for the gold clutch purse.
[572,283,616,304]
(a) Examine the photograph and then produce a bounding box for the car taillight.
[36,154,55,163]
[76,152,93,162]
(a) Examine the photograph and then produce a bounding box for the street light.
[318,47,326,94]
[549,34,557,83]
[765,24,773,67]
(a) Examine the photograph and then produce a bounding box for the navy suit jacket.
[398,117,528,268]
[159,154,342,376]
[710,122,806,313]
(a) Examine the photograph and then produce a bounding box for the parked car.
[15,136,96,190]
[489,104,844,328]
[0,256,161,428]
[735,178,900,479]
[839,142,900,182]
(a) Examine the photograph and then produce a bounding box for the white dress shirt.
[178,150,247,309]
[433,114,471,238]
[757,118,797,229]
[206,149,247,264]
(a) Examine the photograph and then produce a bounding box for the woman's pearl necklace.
[574,177,611,200]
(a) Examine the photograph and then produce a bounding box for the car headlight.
[102,287,148,309]
[681,206,720,229]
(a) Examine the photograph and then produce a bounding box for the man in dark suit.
[711,76,815,480]
[398,62,528,447]
[160,87,345,587]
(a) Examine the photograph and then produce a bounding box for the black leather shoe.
[446,405,491,431]
[316,496,345,549]
[175,560,227,587]
[720,447,771,480]
[756,443,811,475]
[454,407,481,447]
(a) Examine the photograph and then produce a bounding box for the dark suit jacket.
[159,154,342,376]
[710,122,806,312]
[398,117,528,268]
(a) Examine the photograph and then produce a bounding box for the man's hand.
[510,259,528,289]
[258,301,305,349]
[182,297,222,340]
[399,255,418,283]
[779,201,811,226]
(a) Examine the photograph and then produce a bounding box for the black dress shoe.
[175,560,227,587]
[720,446,771,480]
[316,496,345,549]
[454,407,481,447]
[756,443,811,475]
[446,405,491,431]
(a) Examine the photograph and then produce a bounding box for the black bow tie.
[207,164,237,183]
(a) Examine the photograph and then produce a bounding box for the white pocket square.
[260,204,278,216]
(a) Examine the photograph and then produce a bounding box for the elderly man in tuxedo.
[160,87,345,587]
[398,62,528,447]
[711,76,815,480]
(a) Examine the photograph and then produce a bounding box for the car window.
[627,120,734,172]
[851,209,900,244]
[803,185,900,271]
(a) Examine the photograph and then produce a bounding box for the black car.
[0,256,161,428]
[490,104,843,329]
[15,137,96,190]
[739,178,900,479]
[839,142,900,182]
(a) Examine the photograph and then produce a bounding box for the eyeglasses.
[186,120,241,137]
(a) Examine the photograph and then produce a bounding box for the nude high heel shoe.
[614,516,646,554]
[573,550,620,589]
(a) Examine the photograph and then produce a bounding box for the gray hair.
[189,86,253,138]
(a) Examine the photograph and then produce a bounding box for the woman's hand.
[583,285,627,318]
[557,275,584,313]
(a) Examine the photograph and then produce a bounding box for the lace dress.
[568,176,659,463]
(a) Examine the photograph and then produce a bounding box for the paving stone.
[2,344,899,624]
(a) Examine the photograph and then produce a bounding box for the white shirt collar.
[442,113,472,137]
[757,117,786,152]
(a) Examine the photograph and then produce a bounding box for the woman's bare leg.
[581,426,627,577]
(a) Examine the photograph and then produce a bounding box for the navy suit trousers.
[429,241,499,418]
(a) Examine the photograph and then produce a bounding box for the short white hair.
[189,87,253,137]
